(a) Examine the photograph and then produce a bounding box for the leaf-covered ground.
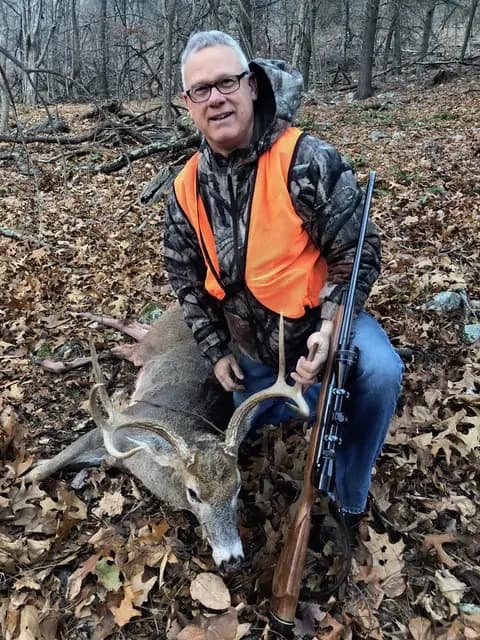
[1,72,479,640]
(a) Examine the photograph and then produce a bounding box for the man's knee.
[357,344,404,394]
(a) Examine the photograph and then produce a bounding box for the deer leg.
[79,313,149,341]
[24,428,106,483]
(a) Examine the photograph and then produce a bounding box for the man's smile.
[209,111,234,122]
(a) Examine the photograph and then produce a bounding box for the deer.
[25,305,310,570]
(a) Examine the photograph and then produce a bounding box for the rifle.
[269,171,377,638]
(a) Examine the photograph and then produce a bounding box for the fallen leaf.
[110,584,141,626]
[190,573,231,611]
[95,558,122,591]
[177,625,206,640]
[435,569,467,604]
[408,616,434,640]
[97,490,125,517]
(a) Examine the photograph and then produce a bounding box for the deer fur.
[26,305,309,568]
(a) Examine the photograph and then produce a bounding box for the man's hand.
[291,320,333,387]
[214,354,245,392]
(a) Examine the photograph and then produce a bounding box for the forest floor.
[1,70,479,640]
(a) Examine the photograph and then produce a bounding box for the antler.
[88,338,194,464]
[89,384,194,463]
[224,315,310,453]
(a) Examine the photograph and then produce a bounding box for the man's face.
[182,45,257,157]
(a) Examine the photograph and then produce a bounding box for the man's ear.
[181,91,189,107]
[248,74,258,101]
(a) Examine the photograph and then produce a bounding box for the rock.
[425,291,464,313]
[462,324,480,345]
[369,130,388,142]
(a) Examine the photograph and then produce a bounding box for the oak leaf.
[190,573,231,611]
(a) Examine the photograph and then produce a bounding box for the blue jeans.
[233,311,404,514]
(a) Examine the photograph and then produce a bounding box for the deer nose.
[219,555,243,575]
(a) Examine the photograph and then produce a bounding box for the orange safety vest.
[173,127,327,319]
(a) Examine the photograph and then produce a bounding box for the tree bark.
[236,0,254,59]
[161,0,175,126]
[70,0,81,97]
[382,0,399,70]
[420,1,437,60]
[99,0,109,99]
[0,77,9,133]
[460,0,480,62]
[291,0,306,68]
[18,0,59,105]
[343,0,351,65]
[355,0,380,100]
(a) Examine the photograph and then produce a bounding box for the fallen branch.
[0,226,44,246]
[81,133,200,174]
[0,121,112,144]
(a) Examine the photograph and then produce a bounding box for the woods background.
[0,0,479,118]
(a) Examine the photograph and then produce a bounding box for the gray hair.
[181,31,249,89]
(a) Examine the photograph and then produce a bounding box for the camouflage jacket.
[164,58,381,371]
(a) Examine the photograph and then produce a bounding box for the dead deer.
[26,306,310,569]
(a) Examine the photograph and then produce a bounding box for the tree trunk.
[460,0,480,62]
[236,0,254,59]
[70,0,81,97]
[393,12,402,67]
[301,1,316,89]
[419,1,437,60]
[161,0,175,126]
[291,0,310,77]
[0,77,9,133]
[99,0,109,99]
[355,0,380,100]
[343,0,351,65]
[18,0,59,105]
[382,0,399,70]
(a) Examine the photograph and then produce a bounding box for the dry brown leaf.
[204,609,238,640]
[127,571,157,606]
[408,616,434,640]
[110,584,142,626]
[190,573,231,611]
[97,490,125,517]
[177,625,206,640]
[364,528,405,594]
[435,569,467,604]
[423,533,460,568]
[67,554,100,600]
[19,604,42,640]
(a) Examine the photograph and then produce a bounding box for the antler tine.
[89,385,194,464]
[89,335,114,420]
[224,314,310,452]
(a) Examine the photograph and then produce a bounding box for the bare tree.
[355,0,380,99]
[9,0,60,104]
[0,72,9,132]
[99,0,109,99]
[419,0,438,60]
[161,0,176,126]
[460,0,479,61]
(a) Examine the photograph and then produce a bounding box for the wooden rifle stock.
[269,171,376,637]
[269,305,345,636]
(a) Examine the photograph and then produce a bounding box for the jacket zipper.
[227,168,242,285]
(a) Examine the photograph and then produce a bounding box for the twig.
[0,226,44,246]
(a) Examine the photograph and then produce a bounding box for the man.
[164,31,403,527]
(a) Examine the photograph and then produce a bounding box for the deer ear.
[124,434,185,469]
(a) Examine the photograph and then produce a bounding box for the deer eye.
[187,488,201,503]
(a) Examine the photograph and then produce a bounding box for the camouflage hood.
[249,58,304,152]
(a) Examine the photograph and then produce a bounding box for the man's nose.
[208,86,226,105]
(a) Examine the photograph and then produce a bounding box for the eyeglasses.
[186,71,249,103]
